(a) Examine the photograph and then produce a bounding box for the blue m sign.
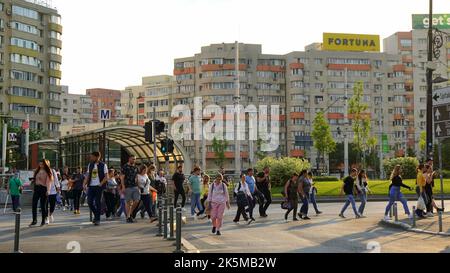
[99,109,111,121]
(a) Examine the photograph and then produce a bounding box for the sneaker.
[298,213,303,219]
[384,215,391,221]
[339,214,346,219]
[94,221,100,226]
[359,214,367,218]
[49,215,54,223]
[293,218,299,221]
[356,214,361,219]
[62,207,66,211]
[193,215,198,221]
[302,216,311,220]
[40,221,46,227]
[216,231,221,236]
[45,217,50,225]
[29,221,37,227]
[426,212,434,217]
[316,211,323,215]
[233,219,239,223]
[212,227,216,234]
[284,212,289,221]
[247,218,254,225]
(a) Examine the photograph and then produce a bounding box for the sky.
[51,0,449,94]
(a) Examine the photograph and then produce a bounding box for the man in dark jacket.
[173,165,186,209]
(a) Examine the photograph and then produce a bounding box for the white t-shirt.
[137,174,151,195]
[88,163,108,187]
[49,169,60,195]
[61,179,69,191]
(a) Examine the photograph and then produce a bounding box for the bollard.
[156,201,163,237]
[412,206,416,227]
[439,211,443,233]
[168,205,175,240]
[13,209,23,253]
[163,208,168,239]
[173,207,184,253]
[393,203,398,222]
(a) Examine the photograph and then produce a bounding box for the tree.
[407,147,416,158]
[255,138,268,161]
[311,111,336,173]
[212,137,228,169]
[256,157,311,187]
[419,131,426,161]
[348,81,377,169]
[383,157,419,179]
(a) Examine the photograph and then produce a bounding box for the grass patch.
[271,179,450,198]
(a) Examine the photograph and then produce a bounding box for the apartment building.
[60,85,92,126]
[0,0,62,138]
[384,21,450,154]
[121,75,173,127]
[86,88,121,123]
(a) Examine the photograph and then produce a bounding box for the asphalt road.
[181,200,450,253]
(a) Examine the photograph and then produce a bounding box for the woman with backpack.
[207,174,230,236]
[307,172,322,215]
[233,174,252,224]
[283,173,300,222]
[30,159,55,227]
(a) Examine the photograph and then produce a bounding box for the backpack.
[210,182,226,196]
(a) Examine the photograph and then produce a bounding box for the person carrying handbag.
[233,174,252,224]
[283,173,300,222]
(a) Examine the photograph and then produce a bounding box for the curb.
[181,237,200,253]
[379,219,450,237]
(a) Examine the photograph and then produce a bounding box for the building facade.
[60,85,93,127]
[86,88,121,123]
[0,0,63,138]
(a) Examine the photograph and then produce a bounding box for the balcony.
[173,67,195,75]
[289,63,304,69]
[327,64,371,71]
[9,46,39,58]
[49,69,62,79]
[290,149,305,158]
[9,95,40,106]
[49,23,63,33]
[256,65,284,72]
[290,112,305,119]
[48,100,61,109]
[49,115,61,123]
[201,64,247,72]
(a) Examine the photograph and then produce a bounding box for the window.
[315,71,323,77]
[10,70,37,82]
[49,108,60,115]
[11,86,37,98]
[291,94,309,103]
[50,15,61,24]
[10,104,36,113]
[50,31,62,40]
[48,123,60,132]
[327,58,370,65]
[12,6,39,20]
[50,62,61,70]
[314,58,323,65]
[11,21,40,35]
[49,77,60,86]
[49,46,62,55]
[11,37,40,51]
[49,92,60,101]
[10,54,41,67]
[291,68,304,76]
[400,39,412,48]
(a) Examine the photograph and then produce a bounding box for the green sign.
[382,134,390,153]
[412,14,450,29]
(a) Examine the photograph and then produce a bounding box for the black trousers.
[258,189,272,216]
[425,186,433,213]
[234,203,249,221]
[246,193,257,219]
[197,194,208,216]
[47,194,57,215]
[285,198,299,220]
[32,185,48,223]
[132,195,152,219]
[72,189,82,211]
[174,189,186,208]
[104,192,117,218]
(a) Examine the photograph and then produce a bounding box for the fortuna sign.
[323,33,380,52]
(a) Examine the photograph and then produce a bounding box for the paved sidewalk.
[383,209,450,236]
[0,208,177,253]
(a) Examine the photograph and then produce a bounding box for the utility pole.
[234,41,241,176]
[344,68,349,177]
[153,108,158,168]
[378,101,385,179]
[426,0,434,159]
[2,119,7,176]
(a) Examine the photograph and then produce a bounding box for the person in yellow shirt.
[415,164,427,218]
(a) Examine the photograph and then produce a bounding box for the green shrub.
[383,157,419,180]
[439,170,450,178]
[256,157,311,187]
[313,176,339,182]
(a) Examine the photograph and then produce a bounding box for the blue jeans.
[87,186,103,222]
[116,198,127,217]
[190,193,203,216]
[300,195,309,216]
[385,186,410,216]
[11,195,20,211]
[358,189,368,215]
[340,194,359,216]
[309,191,320,213]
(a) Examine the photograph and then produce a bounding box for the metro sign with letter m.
[99,109,111,121]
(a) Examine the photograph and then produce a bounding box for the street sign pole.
[438,139,445,210]
[2,122,7,176]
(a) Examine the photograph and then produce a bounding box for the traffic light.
[167,139,175,153]
[144,122,153,143]
[15,131,25,155]
[155,121,165,135]
[160,139,168,154]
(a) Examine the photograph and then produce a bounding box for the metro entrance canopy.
[21,126,191,173]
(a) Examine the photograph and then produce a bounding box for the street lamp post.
[426,0,434,160]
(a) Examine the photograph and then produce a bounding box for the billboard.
[412,14,450,29]
[323,33,380,52]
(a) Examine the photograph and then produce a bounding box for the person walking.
[47,168,60,224]
[245,168,257,222]
[384,165,413,221]
[173,165,186,210]
[104,169,118,220]
[233,174,252,223]
[297,170,311,220]
[7,172,23,212]
[188,167,203,220]
[307,172,322,215]
[284,173,300,222]
[84,152,109,226]
[415,164,427,218]
[197,174,210,218]
[132,165,157,221]
[356,170,370,216]
[116,183,128,218]
[30,159,54,227]
[423,163,444,216]
[120,155,140,223]
[60,173,70,211]
[207,174,230,236]
[71,168,85,215]
[339,168,362,219]
[256,166,272,218]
